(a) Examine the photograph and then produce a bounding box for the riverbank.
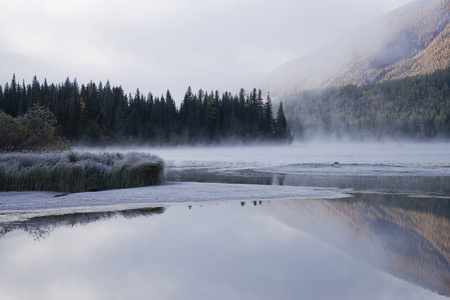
[0,151,164,193]
[0,182,349,223]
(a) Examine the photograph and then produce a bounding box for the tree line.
[0,75,293,149]
[283,67,450,140]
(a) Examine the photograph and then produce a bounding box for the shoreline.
[0,181,350,223]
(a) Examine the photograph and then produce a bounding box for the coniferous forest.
[283,68,450,140]
[0,75,292,148]
[2,66,450,150]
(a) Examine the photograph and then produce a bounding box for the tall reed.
[0,151,164,193]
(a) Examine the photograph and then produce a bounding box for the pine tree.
[264,92,274,136]
[275,101,288,140]
[0,75,298,144]
[165,90,177,140]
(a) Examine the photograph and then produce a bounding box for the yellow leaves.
[207,94,216,120]
[0,105,65,151]
[80,98,86,111]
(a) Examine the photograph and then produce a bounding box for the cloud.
[0,0,415,100]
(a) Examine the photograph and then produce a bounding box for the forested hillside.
[267,0,450,97]
[328,0,450,86]
[0,75,292,147]
[284,68,450,139]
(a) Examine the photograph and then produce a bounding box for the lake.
[0,142,449,299]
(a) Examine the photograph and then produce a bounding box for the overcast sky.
[0,0,415,101]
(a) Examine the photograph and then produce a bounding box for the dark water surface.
[1,143,449,299]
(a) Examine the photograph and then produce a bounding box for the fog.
[0,0,414,102]
[1,141,449,298]
[265,0,445,97]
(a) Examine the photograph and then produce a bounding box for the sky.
[0,0,415,102]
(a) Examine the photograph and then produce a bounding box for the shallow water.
[155,142,450,194]
[1,142,449,299]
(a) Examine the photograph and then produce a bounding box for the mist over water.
[1,141,449,299]
[140,141,450,193]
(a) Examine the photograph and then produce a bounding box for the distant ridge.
[267,0,450,96]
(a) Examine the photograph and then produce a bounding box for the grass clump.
[0,151,164,193]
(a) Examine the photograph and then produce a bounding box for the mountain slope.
[267,0,450,96]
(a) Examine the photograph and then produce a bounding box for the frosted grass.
[0,151,164,193]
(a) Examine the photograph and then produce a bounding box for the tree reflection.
[272,174,286,186]
[167,168,450,195]
[264,194,450,297]
[0,207,165,241]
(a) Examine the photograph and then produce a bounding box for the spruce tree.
[264,92,274,136]
[275,101,288,140]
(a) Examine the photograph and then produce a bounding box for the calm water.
[0,142,449,299]
[156,142,450,194]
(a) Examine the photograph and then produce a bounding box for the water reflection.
[264,194,450,297]
[0,193,448,298]
[0,207,165,241]
[166,168,450,194]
